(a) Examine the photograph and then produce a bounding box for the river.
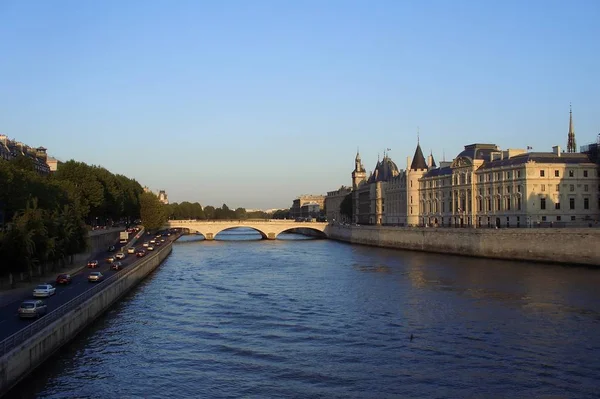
[13,229,600,398]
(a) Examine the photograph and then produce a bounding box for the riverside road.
[12,228,600,399]
[0,231,170,343]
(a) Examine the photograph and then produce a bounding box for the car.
[33,284,56,297]
[147,245,155,251]
[142,242,149,247]
[115,252,126,260]
[136,250,146,257]
[160,238,165,242]
[56,274,72,285]
[107,245,116,252]
[18,300,47,319]
[87,260,99,268]
[127,247,136,254]
[106,256,116,263]
[155,241,161,246]
[149,239,156,244]
[88,272,104,282]
[111,261,124,271]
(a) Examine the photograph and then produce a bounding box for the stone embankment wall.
[325,225,600,266]
[0,239,173,396]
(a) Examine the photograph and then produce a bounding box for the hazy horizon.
[2,0,599,209]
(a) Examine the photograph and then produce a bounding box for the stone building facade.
[344,109,600,228]
[290,195,325,219]
[325,186,352,223]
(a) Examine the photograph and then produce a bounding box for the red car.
[56,274,72,284]
[87,260,99,268]
[136,250,146,257]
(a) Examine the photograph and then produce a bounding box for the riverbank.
[326,225,600,266]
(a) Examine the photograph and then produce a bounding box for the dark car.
[87,260,99,268]
[108,245,116,252]
[18,300,47,319]
[111,261,124,271]
[56,274,72,284]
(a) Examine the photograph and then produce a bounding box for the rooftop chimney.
[552,146,561,156]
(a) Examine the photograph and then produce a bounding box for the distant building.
[290,195,325,219]
[0,134,51,175]
[345,106,600,228]
[158,190,169,204]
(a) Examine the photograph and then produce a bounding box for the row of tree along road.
[0,154,300,286]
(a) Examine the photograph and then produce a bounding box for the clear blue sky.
[1,0,599,209]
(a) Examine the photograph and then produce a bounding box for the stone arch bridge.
[165,220,329,240]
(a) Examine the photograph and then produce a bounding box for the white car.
[147,245,155,251]
[115,252,126,260]
[127,247,136,254]
[33,284,56,298]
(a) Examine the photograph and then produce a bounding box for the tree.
[340,193,353,221]
[203,205,215,219]
[140,192,167,232]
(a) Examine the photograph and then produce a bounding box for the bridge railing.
[167,219,326,223]
[0,240,169,358]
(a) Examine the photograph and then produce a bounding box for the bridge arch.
[165,220,328,240]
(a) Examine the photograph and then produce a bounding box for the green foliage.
[140,192,167,232]
[272,209,291,219]
[166,201,204,219]
[340,192,353,220]
[0,156,141,279]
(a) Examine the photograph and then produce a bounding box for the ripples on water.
[16,229,600,398]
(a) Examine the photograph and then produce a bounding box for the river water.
[15,229,600,398]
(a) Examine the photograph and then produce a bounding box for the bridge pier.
[267,233,276,240]
[205,233,214,240]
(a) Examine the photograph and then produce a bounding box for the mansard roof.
[423,166,452,178]
[456,143,499,162]
[410,143,428,170]
[479,152,595,169]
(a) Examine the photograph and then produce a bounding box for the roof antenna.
[443,149,445,161]
[417,127,420,144]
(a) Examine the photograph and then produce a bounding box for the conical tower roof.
[410,142,428,170]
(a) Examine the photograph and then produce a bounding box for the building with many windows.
[343,108,600,228]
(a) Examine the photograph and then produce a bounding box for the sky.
[1,0,599,209]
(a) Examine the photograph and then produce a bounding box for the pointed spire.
[355,147,361,161]
[567,103,577,153]
[410,141,427,170]
[430,149,437,168]
[417,126,420,144]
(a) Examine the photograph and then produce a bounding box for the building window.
[570,198,575,210]
[488,198,492,211]
[507,171,512,179]
[517,171,521,178]
[540,198,546,210]
[488,173,492,182]
[584,198,589,210]
[410,196,413,204]
[584,184,588,192]
[555,170,559,177]
[570,184,574,192]
[557,216,561,221]
[571,216,576,221]
[506,197,511,210]
[541,184,546,192]
[584,170,588,177]
[556,184,560,192]
[555,202,560,210]
[517,185,521,193]
[517,197,521,210]
[569,170,574,177]
[507,186,511,193]
[497,187,501,194]
[540,170,545,177]
[410,206,413,214]
[542,216,547,222]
